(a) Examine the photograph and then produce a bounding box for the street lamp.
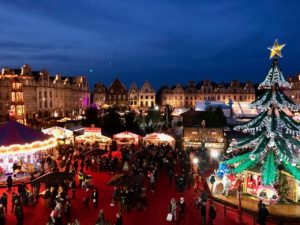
[210,149,219,169]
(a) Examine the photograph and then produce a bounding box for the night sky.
[1,0,300,89]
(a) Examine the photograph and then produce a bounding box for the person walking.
[6,176,12,193]
[78,170,84,188]
[0,204,5,225]
[64,200,71,223]
[150,173,155,192]
[200,202,207,225]
[168,198,177,222]
[0,194,7,214]
[208,200,216,225]
[257,203,269,225]
[115,213,123,225]
[11,193,18,213]
[95,209,105,225]
[15,204,24,225]
[209,172,216,194]
[222,175,231,197]
[178,197,185,222]
[92,189,99,209]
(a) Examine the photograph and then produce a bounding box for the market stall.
[0,120,57,174]
[76,127,111,149]
[243,170,299,204]
[113,131,141,150]
[143,132,175,148]
[42,126,74,144]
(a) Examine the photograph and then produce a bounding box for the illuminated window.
[11,92,16,102]
[16,105,23,115]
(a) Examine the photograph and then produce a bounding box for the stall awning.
[42,126,73,139]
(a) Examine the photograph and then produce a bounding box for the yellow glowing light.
[268,39,285,59]
[192,157,199,165]
[0,138,57,156]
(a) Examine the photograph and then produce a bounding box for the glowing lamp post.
[192,157,199,172]
[210,149,219,169]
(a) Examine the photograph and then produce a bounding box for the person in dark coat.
[178,197,185,222]
[115,213,123,225]
[200,202,207,225]
[11,193,18,213]
[6,176,12,192]
[208,201,216,225]
[257,199,263,210]
[64,201,71,223]
[15,204,24,225]
[0,194,7,214]
[0,204,5,225]
[91,189,99,209]
[257,203,269,225]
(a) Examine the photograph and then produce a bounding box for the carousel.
[0,120,57,177]
[113,131,141,150]
[75,127,111,149]
[143,132,175,148]
[42,126,74,144]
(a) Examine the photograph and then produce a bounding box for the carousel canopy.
[0,120,52,146]
[0,120,57,155]
[113,131,141,139]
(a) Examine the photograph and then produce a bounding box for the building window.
[141,95,144,99]
[16,105,23,115]
[11,92,16,102]
[44,91,47,97]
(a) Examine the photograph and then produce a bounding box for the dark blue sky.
[1,0,300,89]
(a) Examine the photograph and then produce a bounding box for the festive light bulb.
[249,154,256,161]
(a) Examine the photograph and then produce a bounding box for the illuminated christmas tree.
[224,40,300,187]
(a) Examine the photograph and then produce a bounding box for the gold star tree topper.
[268,39,286,59]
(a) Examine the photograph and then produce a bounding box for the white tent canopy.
[42,126,73,139]
[143,132,175,148]
[76,127,111,144]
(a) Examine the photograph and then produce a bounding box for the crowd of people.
[0,141,274,225]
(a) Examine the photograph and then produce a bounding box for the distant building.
[138,81,155,109]
[160,80,256,109]
[285,74,300,105]
[128,82,139,109]
[106,78,128,108]
[93,79,156,110]
[93,83,107,108]
[0,65,90,125]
